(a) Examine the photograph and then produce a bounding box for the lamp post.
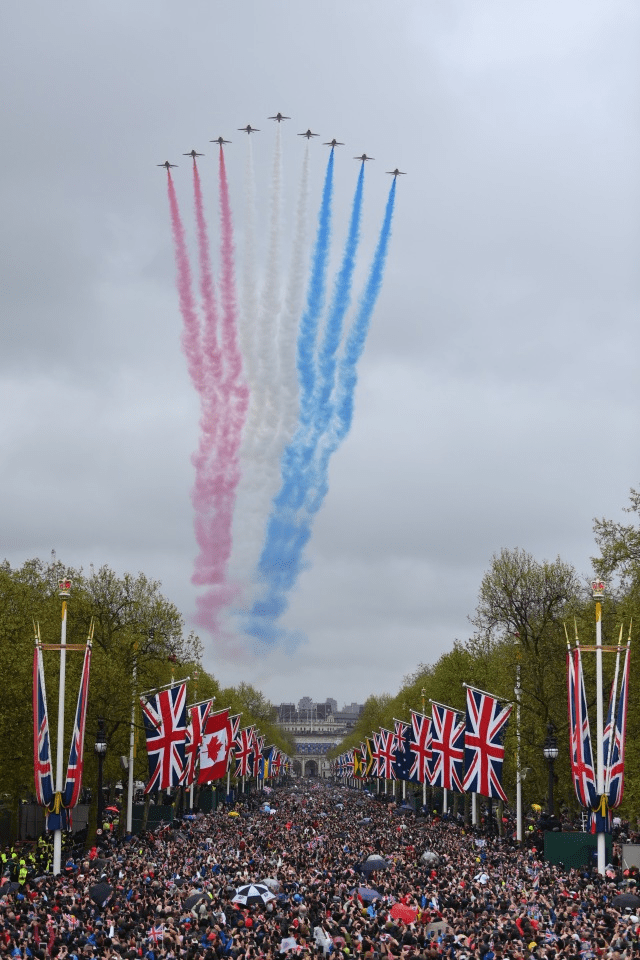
[95,718,107,831]
[543,722,558,816]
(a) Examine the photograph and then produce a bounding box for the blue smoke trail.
[297,150,335,426]
[246,176,396,646]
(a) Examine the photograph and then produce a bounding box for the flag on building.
[429,702,464,792]
[462,686,512,800]
[140,683,187,794]
[409,710,432,785]
[198,709,232,784]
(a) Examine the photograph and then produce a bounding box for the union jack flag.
[429,703,464,792]
[409,710,432,784]
[251,732,265,777]
[62,640,92,809]
[343,749,355,777]
[148,924,164,943]
[370,731,383,778]
[377,729,398,780]
[33,643,54,807]
[181,700,213,788]
[604,643,630,810]
[234,726,255,778]
[140,683,187,794]
[567,647,597,809]
[462,686,512,800]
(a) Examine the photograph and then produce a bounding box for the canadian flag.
[198,709,231,784]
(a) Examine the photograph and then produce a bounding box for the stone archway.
[292,759,303,778]
[305,760,318,778]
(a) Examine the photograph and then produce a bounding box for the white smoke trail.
[238,138,258,398]
[275,142,309,454]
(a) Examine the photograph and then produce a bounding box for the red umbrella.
[390,903,417,923]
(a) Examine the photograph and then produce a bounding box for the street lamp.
[95,718,107,831]
[543,722,558,815]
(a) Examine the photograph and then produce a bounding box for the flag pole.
[53,578,71,876]
[127,630,147,834]
[515,665,522,844]
[592,579,606,875]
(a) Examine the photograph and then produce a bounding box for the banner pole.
[127,634,143,834]
[593,580,606,875]
[53,579,71,876]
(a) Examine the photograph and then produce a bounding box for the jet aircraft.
[324,139,344,147]
[354,154,374,162]
[210,137,231,145]
[386,168,406,178]
[298,129,319,139]
[269,113,290,122]
[238,125,260,134]
[183,150,204,159]
[157,161,178,169]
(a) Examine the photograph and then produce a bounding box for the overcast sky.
[2,1,639,708]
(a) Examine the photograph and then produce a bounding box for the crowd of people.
[1,782,640,960]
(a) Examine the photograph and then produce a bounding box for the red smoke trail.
[192,160,223,393]
[192,149,249,632]
[167,173,204,395]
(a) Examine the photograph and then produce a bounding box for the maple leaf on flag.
[207,735,222,762]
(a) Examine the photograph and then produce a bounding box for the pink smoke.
[191,148,249,635]
[167,173,204,395]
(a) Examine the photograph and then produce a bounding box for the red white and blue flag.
[33,642,55,808]
[234,726,255,778]
[181,700,213,788]
[148,925,164,943]
[391,719,414,782]
[409,710,432,785]
[567,647,597,809]
[62,639,92,809]
[198,708,232,784]
[377,728,398,780]
[462,686,512,800]
[429,702,465,792]
[371,731,383,778]
[141,683,187,794]
[604,643,630,810]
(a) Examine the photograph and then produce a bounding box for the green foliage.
[0,557,289,808]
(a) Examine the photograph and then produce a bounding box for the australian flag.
[140,683,187,794]
[392,719,414,782]
[462,686,512,801]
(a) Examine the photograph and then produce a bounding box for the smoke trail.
[239,138,259,399]
[167,173,203,394]
[246,177,396,646]
[296,150,335,426]
[277,144,310,446]
[192,160,223,393]
[193,148,249,630]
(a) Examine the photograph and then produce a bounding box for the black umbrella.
[612,893,640,910]
[89,881,113,908]
[360,855,390,874]
[184,892,208,910]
